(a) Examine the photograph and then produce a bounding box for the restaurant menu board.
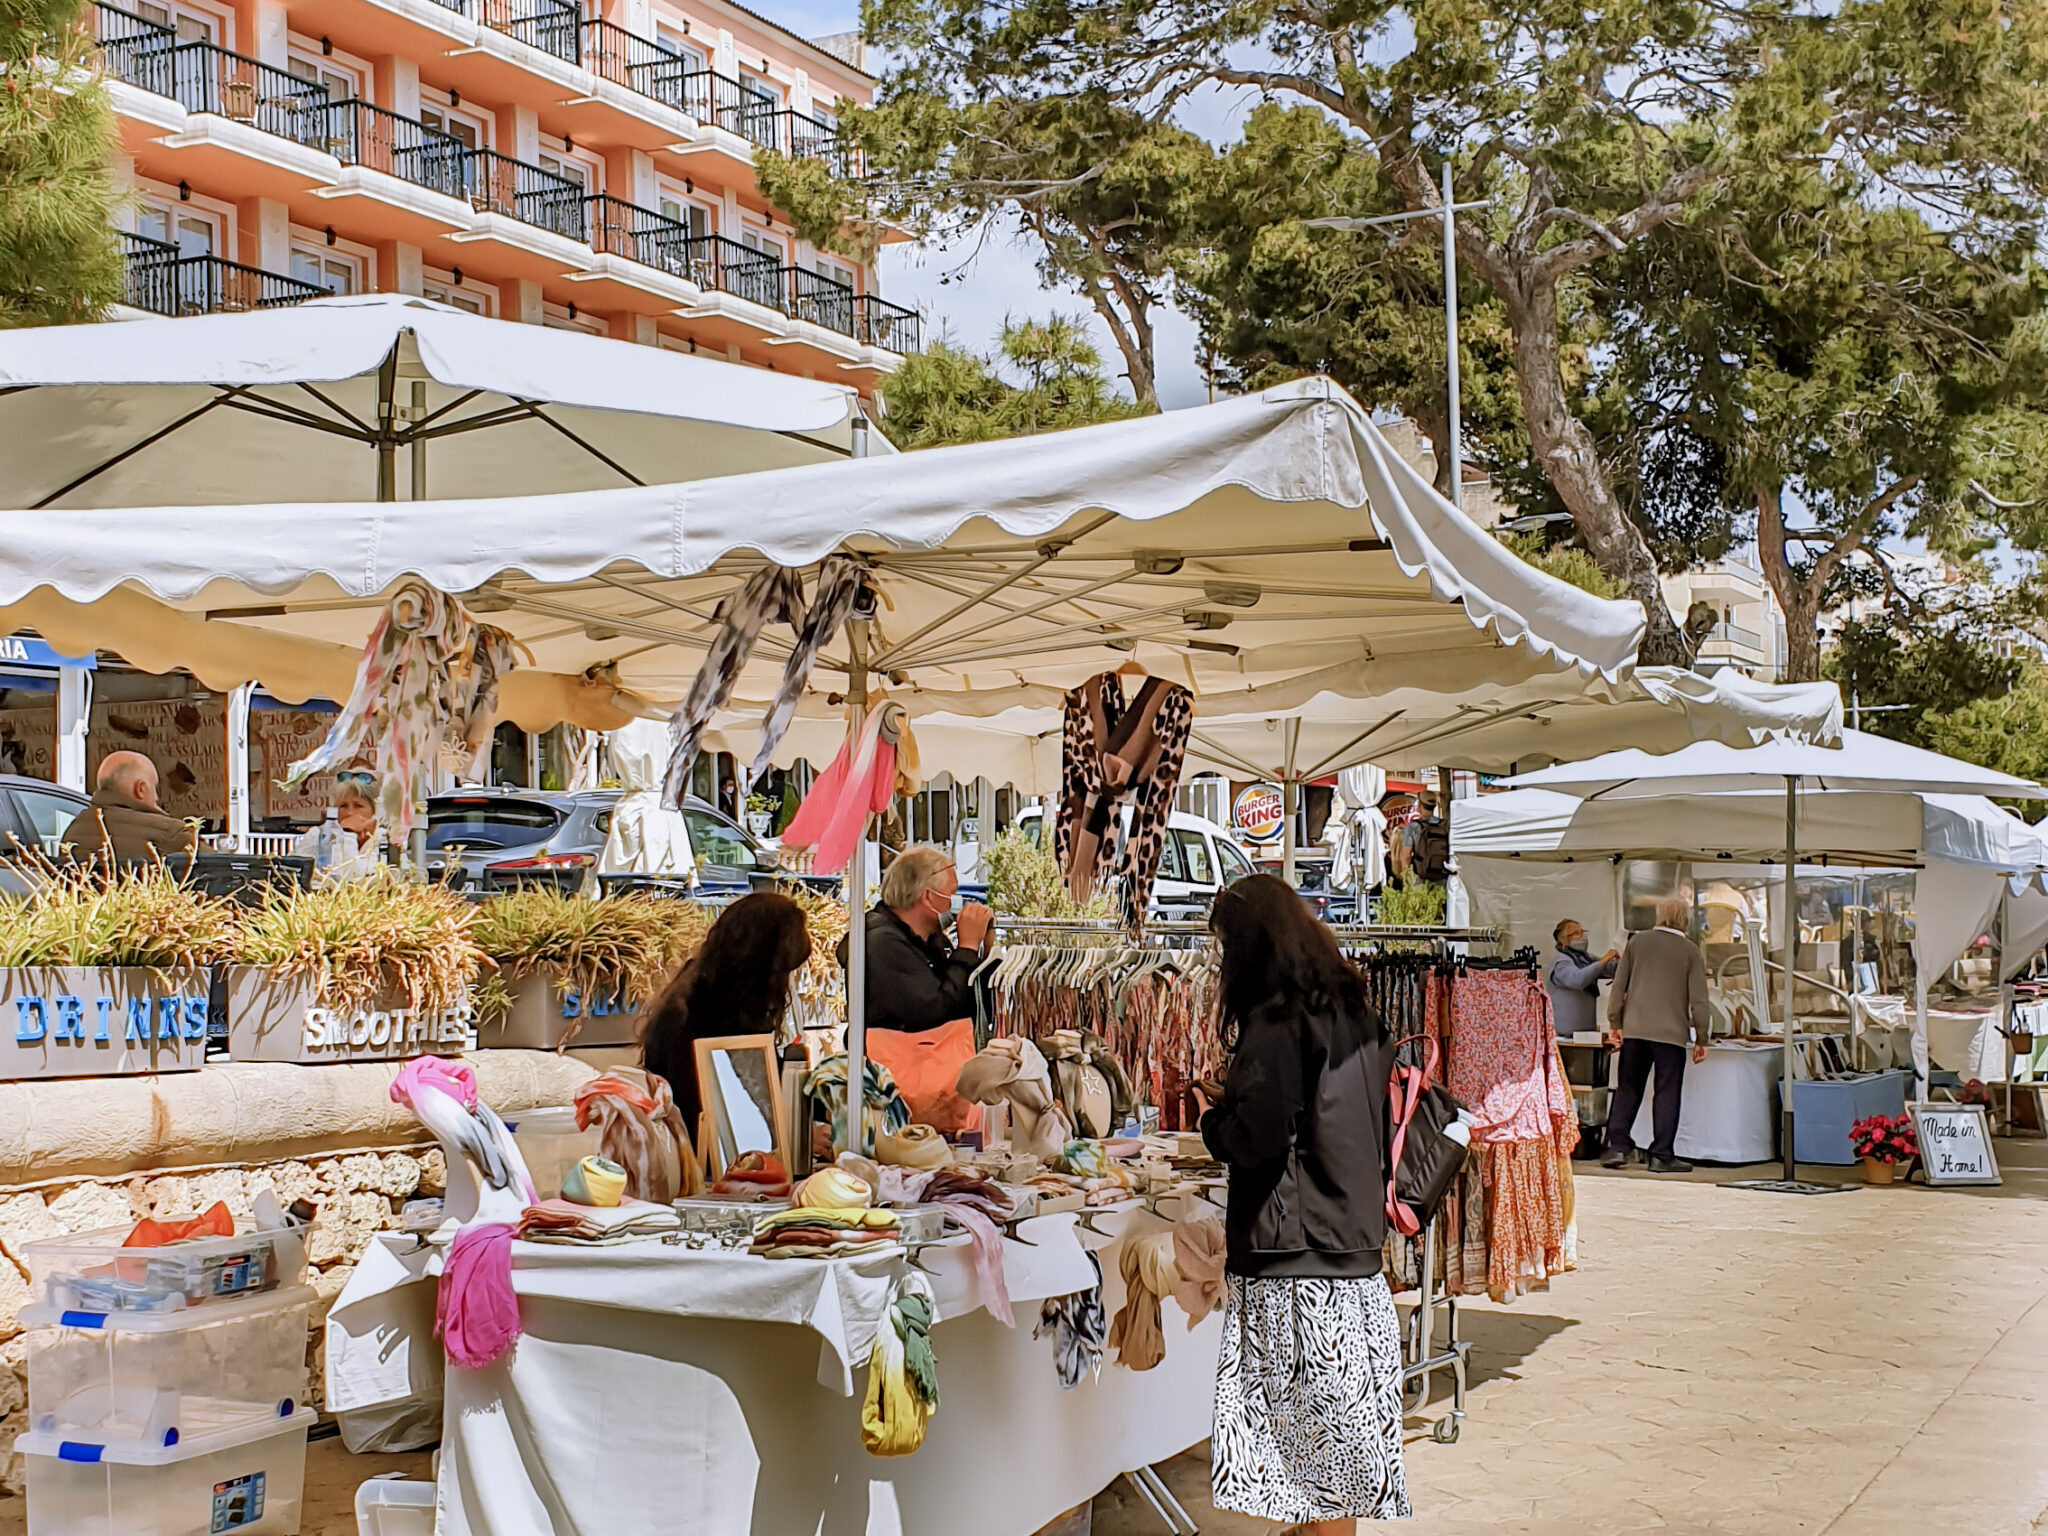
[0,701,339,825]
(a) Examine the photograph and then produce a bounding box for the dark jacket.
[836,905,979,1034]
[61,787,196,867]
[1546,945,1616,1037]
[1201,995,1395,1279]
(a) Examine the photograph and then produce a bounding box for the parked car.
[1257,854,1358,924]
[1014,805,1255,918]
[0,776,88,894]
[422,788,779,900]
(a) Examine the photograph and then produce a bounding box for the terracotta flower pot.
[1862,1156,1898,1186]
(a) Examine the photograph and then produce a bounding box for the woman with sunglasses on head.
[291,770,385,882]
[1199,873,1409,1534]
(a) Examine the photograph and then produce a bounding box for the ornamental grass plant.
[471,888,702,1020]
[0,865,239,968]
[234,873,482,1019]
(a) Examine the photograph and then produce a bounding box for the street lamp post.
[1306,165,1489,512]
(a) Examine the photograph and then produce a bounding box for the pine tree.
[0,0,123,327]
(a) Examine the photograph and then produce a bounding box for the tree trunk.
[1500,279,1688,664]
[1409,398,1457,501]
[1088,286,1156,405]
[1755,484,1823,682]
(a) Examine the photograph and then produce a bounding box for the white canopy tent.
[1501,733,2046,1180]
[0,375,1650,1143]
[0,294,881,510]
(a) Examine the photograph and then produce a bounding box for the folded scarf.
[795,1168,874,1209]
[711,1150,793,1200]
[438,1222,519,1370]
[1035,1251,1107,1389]
[1170,1217,1226,1326]
[835,1153,935,1207]
[576,1071,698,1204]
[862,1273,938,1456]
[519,1198,680,1243]
[956,1036,1072,1163]
[754,1206,899,1237]
[1055,1140,1111,1179]
[125,1202,236,1249]
[920,1166,1016,1327]
[877,1123,953,1170]
[1106,1232,1177,1372]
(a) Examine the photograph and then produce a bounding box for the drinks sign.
[1910,1102,2001,1186]
[1,968,209,1079]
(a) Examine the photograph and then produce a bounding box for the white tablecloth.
[326,1204,1221,1536]
[1630,1042,1782,1163]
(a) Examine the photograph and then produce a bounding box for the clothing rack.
[992,917,1502,950]
[1397,1216,1469,1445]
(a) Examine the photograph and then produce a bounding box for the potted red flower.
[1849,1112,1919,1185]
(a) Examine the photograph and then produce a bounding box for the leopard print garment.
[1055,672,1195,934]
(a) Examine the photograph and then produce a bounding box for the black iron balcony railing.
[313,100,585,240]
[855,292,923,355]
[772,108,860,175]
[95,3,333,148]
[584,197,786,314]
[121,231,326,315]
[785,264,856,337]
[475,0,580,64]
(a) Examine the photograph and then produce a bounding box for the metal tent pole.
[1782,775,1800,1182]
[1441,160,1464,514]
[375,347,399,503]
[1282,717,1301,887]
[842,412,873,1153]
[226,683,253,852]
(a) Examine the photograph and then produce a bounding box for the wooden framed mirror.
[693,1033,789,1179]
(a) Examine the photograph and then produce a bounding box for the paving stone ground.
[11,1143,2048,1535]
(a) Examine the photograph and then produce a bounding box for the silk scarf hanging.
[1056,671,1195,932]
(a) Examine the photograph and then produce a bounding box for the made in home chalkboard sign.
[1911,1102,2002,1187]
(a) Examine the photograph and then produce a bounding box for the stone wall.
[0,1049,601,1502]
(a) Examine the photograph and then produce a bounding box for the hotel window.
[653,23,703,71]
[132,0,224,45]
[655,183,712,239]
[285,44,363,102]
[289,244,363,295]
[422,267,494,315]
[542,301,607,335]
[418,90,488,149]
[135,193,224,257]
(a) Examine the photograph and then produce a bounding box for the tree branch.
[1531,161,1719,285]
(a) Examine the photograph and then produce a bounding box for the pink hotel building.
[95,0,919,383]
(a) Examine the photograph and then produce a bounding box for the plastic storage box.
[15,1405,315,1535]
[20,1287,312,1448]
[354,1477,436,1536]
[506,1107,598,1202]
[23,1223,307,1315]
[1792,1069,1911,1165]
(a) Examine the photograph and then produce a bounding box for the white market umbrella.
[0,293,880,509]
[1506,732,2045,1181]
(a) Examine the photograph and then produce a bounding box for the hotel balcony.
[121,231,327,314]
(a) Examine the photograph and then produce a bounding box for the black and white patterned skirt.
[1211,1272,1412,1524]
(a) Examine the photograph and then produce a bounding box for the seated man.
[841,843,994,1033]
[62,751,197,868]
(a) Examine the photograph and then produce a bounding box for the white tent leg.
[226,683,252,852]
[1781,775,1799,1182]
[55,666,89,794]
[1912,976,1931,1102]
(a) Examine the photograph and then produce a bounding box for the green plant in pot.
[470,888,707,1045]
[232,874,484,1023]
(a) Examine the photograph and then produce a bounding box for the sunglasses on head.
[334,770,377,790]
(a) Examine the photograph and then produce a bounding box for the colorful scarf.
[752,553,863,776]
[920,1166,1016,1327]
[1035,1251,1107,1389]
[805,1053,912,1156]
[575,1071,698,1203]
[862,1272,938,1456]
[1055,672,1194,934]
[663,564,806,808]
[1106,1232,1178,1372]
[780,701,900,873]
[437,1222,520,1369]
[285,581,520,838]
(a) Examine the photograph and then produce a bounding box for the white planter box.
[476,971,644,1050]
[222,967,470,1065]
[0,967,209,1080]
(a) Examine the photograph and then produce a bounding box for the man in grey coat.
[1601,895,1710,1173]
[1546,918,1617,1038]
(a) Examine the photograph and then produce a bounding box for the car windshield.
[424,797,565,851]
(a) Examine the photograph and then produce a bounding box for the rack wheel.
[1432,1414,1462,1445]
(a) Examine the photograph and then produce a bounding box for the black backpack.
[1410,817,1451,883]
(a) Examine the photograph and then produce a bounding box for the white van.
[1013,805,1255,918]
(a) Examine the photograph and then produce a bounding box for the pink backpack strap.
[1384,1034,1440,1236]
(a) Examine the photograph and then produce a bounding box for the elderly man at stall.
[840,844,995,1033]
[61,750,196,867]
[1547,918,1618,1039]
[1602,894,1710,1173]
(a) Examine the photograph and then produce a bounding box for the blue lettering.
[52,996,85,1041]
[559,988,580,1019]
[156,997,180,1041]
[182,997,208,1041]
[126,998,149,1043]
[94,997,111,1042]
[14,996,46,1042]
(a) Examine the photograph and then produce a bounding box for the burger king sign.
[1233,783,1286,846]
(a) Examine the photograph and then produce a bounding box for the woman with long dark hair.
[1200,873,1409,1533]
[640,891,813,1127]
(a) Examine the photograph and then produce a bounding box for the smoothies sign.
[1233,783,1286,846]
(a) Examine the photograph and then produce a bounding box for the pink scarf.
[782,703,900,872]
[921,1168,1015,1328]
[392,1055,478,1111]
[438,1222,520,1369]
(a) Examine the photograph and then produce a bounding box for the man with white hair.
[841,844,994,1033]
[1601,893,1709,1173]
[61,750,197,867]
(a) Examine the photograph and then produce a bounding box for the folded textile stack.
[920,1167,1016,1326]
[749,1207,900,1260]
[519,1198,682,1244]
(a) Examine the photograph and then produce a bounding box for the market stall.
[0,378,1653,1535]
